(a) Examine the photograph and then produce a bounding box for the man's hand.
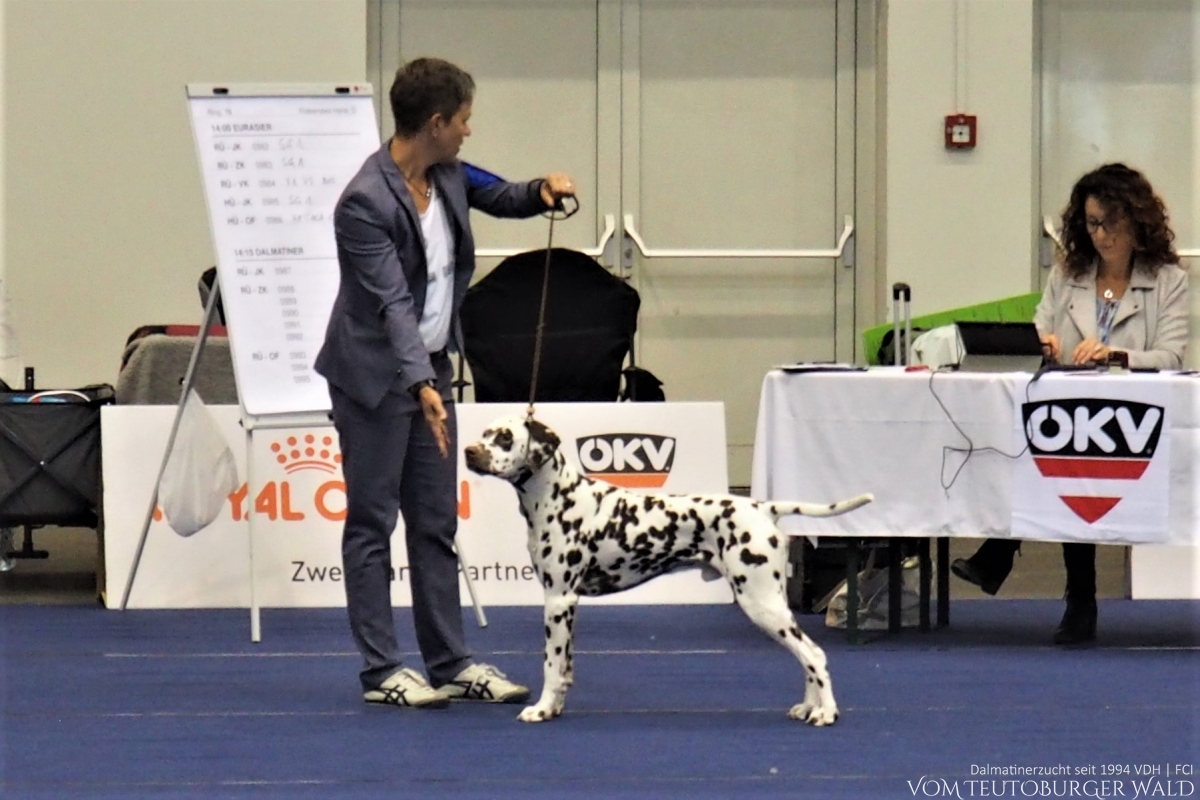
[540,173,576,208]
[418,386,450,458]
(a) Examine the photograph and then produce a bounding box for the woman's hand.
[1071,337,1112,365]
[540,173,576,208]
[1041,333,1061,362]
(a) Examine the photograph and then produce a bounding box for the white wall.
[5,0,1200,389]
[1040,0,1200,371]
[0,2,5,285]
[0,0,12,387]
[3,0,366,389]
[882,0,1037,318]
[1041,0,1199,246]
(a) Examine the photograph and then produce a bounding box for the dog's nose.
[463,444,489,471]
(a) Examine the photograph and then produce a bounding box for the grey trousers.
[329,367,471,692]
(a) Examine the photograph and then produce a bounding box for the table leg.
[845,541,860,644]
[918,538,931,631]
[937,537,950,627]
[887,539,902,634]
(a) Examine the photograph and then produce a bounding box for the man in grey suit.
[315,58,576,708]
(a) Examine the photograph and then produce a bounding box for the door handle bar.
[623,214,854,259]
[1042,215,1063,249]
[475,213,616,259]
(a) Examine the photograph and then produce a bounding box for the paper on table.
[775,363,867,373]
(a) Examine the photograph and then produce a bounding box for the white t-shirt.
[417,184,455,354]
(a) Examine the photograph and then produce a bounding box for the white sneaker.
[363,667,450,709]
[439,663,530,704]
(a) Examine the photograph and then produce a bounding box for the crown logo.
[271,434,342,474]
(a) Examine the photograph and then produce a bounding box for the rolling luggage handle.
[883,294,950,629]
[891,282,912,366]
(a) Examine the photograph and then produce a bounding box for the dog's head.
[463,415,562,484]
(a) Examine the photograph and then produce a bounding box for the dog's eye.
[495,429,514,450]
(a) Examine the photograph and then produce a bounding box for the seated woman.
[951,162,1188,644]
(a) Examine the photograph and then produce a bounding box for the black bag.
[876,327,927,367]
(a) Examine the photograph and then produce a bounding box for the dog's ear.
[525,419,561,469]
[527,419,561,450]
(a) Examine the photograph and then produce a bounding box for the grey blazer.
[315,145,548,409]
[1034,258,1189,370]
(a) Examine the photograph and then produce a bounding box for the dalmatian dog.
[464,415,872,724]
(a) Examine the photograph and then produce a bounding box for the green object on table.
[861,292,1043,365]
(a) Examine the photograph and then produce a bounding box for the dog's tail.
[758,493,873,521]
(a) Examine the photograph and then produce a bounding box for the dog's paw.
[789,702,839,726]
[517,704,561,723]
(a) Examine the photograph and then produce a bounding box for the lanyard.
[1095,297,1120,345]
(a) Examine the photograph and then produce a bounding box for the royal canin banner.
[102,403,732,609]
[1011,376,1171,543]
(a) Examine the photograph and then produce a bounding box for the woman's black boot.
[1054,543,1097,645]
[950,539,1020,595]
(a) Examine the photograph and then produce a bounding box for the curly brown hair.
[1059,163,1178,279]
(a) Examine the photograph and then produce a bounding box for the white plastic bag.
[159,389,239,537]
[910,324,964,369]
[818,553,927,630]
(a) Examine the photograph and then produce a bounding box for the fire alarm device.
[944,114,977,149]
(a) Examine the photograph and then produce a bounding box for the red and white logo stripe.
[1023,399,1162,524]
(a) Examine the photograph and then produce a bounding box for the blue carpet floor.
[2,600,1198,799]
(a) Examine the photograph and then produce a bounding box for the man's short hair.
[389,58,475,138]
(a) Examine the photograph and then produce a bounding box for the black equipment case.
[0,371,114,562]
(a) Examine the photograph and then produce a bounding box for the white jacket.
[1034,259,1189,370]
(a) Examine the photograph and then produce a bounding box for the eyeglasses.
[1085,216,1124,235]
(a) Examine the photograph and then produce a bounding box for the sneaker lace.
[397,667,431,688]
[454,664,513,699]
[474,664,508,680]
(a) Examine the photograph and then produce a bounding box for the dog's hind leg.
[518,592,579,723]
[734,575,839,726]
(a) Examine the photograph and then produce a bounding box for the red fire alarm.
[944,114,977,149]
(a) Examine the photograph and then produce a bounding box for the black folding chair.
[459,248,652,403]
[0,383,113,565]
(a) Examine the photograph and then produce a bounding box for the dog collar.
[512,467,535,491]
[513,417,541,491]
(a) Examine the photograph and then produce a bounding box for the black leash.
[525,196,578,422]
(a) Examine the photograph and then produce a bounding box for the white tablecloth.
[751,367,1200,546]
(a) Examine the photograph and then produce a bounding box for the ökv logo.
[1022,398,1164,523]
[576,433,676,488]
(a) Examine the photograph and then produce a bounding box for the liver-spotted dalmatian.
[464,415,872,724]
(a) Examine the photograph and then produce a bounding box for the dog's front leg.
[518,592,578,722]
